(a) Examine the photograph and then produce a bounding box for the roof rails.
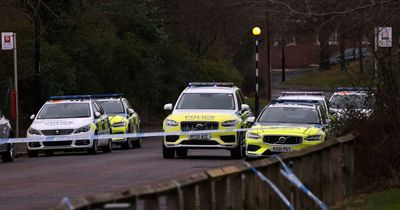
[335,87,369,92]
[188,82,234,87]
[272,99,321,105]
[281,91,325,96]
[50,93,123,100]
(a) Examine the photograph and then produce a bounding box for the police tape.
[244,161,295,210]
[273,155,329,210]
[0,128,262,144]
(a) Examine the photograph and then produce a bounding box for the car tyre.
[27,150,39,158]
[132,126,141,148]
[102,139,112,153]
[132,138,141,148]
[88,140,98,155]
[230,134,244,159]
[163,144,175,159]
[176,148,188,157]
[1,144,14,162]
[121,139,132,150]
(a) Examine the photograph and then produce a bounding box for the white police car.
[329,87,374,119]
[0,111,14,162]
[278,91,330,118]
[26,95,112,157]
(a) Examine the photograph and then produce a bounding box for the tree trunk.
[340,33,346,71]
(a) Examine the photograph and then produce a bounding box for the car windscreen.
[258,107,320,124]
[37,103,90,119]
[176,93,235,110]
[330,95,372,109]
[97,101,124,114]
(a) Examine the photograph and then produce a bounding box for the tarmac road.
[0,134,242,210]
[0,68,329,210]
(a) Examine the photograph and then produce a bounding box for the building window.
[315,33,320,46]
[286,37,296,46]
[273,37,296,46]
[328,30,338,45]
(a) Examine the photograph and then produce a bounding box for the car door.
[318,106,332,139]
[92,102,109,145]
[236,90,252,127]
[122,99,139,133]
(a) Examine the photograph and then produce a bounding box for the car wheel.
[88,140,98,155]
[27,150,39,158]
[121,139,132,150]
[1,144,14,162]
[102,139,112,153]
[230,135,244,159]
[132,125,142,148]
[176,148,188,157]
[132,138,141,148]
[162,144,175,159]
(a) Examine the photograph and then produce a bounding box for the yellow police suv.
[95,94,141,149]
[163,82,252,159]
[245,100,331,158]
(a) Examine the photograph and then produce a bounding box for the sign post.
[377,27,392,47]
[1,32,19,137]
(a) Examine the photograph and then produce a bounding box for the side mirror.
[127,108,135,115]
[30,114,36,120]
[241,104,250,111]
[164,103,173,111]
[329,108,337,115]
[246,116,255,124]
[94,111,101,118]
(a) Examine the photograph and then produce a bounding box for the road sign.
[1,32,14,50]
[378,27,392,47]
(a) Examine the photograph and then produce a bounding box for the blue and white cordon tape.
[273,155,329,210]
[244,156,328,210]
[0,128,260,144]
[244,161,295,210]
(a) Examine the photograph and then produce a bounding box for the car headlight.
[221,120,239,127]
[112,122,126,127]
[28,128,41,135]
[75,124,91,134]
[247,132,261,139]
[165,119,178,127]
[306,135,322,141]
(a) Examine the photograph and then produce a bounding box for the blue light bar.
[189,82,234,87]
[50,93,123,100]
[281,91,325,96]
[50,95,91,100]
[272,99,321,104]
[335,87,369,91]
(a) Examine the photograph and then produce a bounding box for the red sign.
[4,35,11,43]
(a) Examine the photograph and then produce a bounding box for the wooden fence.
[50,132,357,210]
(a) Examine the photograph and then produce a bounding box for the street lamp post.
[252,27,261,116]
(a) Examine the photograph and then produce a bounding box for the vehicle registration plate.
[189,134,211,140]
[271,147,292,152]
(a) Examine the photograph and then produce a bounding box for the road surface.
[0,134,242,210]
[0,68,326,210]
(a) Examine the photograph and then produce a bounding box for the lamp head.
[252,27,261,36]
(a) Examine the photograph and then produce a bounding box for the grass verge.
[332,188,400,210]
[282,61,374,89]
